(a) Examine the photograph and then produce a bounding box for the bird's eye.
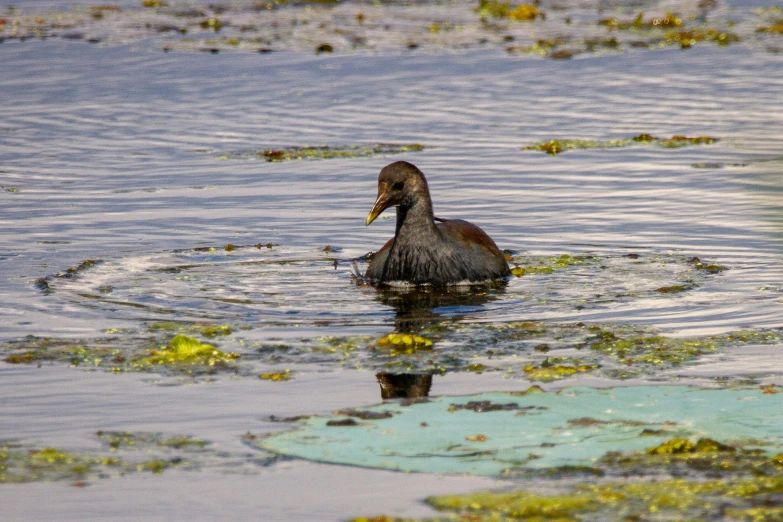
[393,181,405,191]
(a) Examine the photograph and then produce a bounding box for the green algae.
[415,474,783,521]
[524,138,629,155]
[97,431,208,451]
[665,27,741,49]
[522,359,597,382]
[597,10,739,49]
[599,11,683,31]
[757,21,783,34]
[216,143,425,162]
[657,135,720,148]
[0,442,189,484]
[524,134,719,155]
[35,259,103,294]
[260,385,783,481]
[1,332,241,379]
[580,326,779,366]
[260,370,292,381]
[475,0,542,22]
[510,254,596,277]
[2,1,776,56]
[348,434,783,521]
[148,321,234,338]
[134,334,240,368]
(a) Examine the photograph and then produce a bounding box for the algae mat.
[256,386,783,476]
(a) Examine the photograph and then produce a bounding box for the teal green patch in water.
[257,386,783,476]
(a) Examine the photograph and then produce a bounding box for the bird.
[364,161,510,286]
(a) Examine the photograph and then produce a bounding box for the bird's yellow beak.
[366,185,391,226]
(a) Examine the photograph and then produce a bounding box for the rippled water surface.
[2,0,783,519]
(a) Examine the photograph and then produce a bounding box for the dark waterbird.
[365,161,510,286]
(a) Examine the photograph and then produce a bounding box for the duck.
[364,161,510,286]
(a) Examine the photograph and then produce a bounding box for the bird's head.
[366,161,429,226]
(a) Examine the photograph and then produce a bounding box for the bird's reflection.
[373,282,506,400]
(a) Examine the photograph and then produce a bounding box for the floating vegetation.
[147,322,235,338]
[35,259,102,294]
[0,442,186,484]
[599,11,683,31]
[522,359,597,382]
[96,431,208,451]
[580,326,779,367]
[0,431,280,484]
[757,21,783,34]
[475,0,543,21]
[598,10,739,49]
[510,254,596,277]
[0,0,771,55]
[376,333,434,355]
[135,334,240,369]
[216,144,425,162]
[1,332,242,379]
[260,370,292,381]
[415,474,783,522]
[524,134,719,155]
[656,135,720,147]
[258,386,783,476]
[665,28,740,49]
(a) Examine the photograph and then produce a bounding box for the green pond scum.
[133,334,240,368]
[354,474,783,521]
[510,254,596,277]
[259,385,783,479]
[524,134,719,155]
[0,430,282,485]
[216,144,425,162]
[96,431,208,451]
[1,331,241,379]
[0,442,188,484]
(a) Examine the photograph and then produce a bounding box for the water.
[2,1,783,519]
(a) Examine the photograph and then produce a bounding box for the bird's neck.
[395,195,438,245]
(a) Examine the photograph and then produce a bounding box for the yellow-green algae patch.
[147,321,234,338]
[475,0,543,22]
[417,475,783,521]
[97,431,208,451]
[0,442,188,484]
[217,144,425,162]
[376,333,434,356]
[260,370,292,381]
[523,358,597,382]
[524,134,719,155]
[134,334,240,368]
[580,326,779,366]
[510,254,596,277]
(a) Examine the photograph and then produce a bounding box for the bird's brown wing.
[436,219,510,277]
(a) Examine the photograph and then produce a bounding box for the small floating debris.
[216,144,425,162]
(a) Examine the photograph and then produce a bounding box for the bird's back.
[365,218,509,285]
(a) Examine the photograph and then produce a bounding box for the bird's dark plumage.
[365,161,510,286]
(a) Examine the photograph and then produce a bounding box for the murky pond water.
[2,0,783,519]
